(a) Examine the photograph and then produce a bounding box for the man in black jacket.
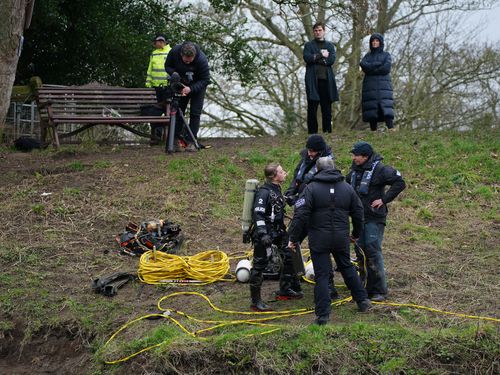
[249,163,302,312]
[288,157,372,325]
[285,134,339,299]
[165,41,210,151]
[346,141,406,301]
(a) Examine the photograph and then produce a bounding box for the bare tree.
[0,0,34,128]
[193,0,498,134]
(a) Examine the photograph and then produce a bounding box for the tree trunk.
[339,0,368,129]
[0,0,28,127]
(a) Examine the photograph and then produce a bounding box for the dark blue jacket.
[165,42,211,94]
[360,33,394,122]
[303,39,339,102]
[288,169,364,253]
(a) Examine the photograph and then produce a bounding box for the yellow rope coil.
[138,250,233,284]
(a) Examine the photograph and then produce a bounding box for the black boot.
[250,286,272,311]
[276,274,304,300]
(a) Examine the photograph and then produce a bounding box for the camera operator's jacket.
[145,45,171,88]
[252,182,286,242]
[346,153,406,224]
[164,42,211,94]
[288,169,364,253]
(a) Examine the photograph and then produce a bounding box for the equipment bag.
[116,219,184,256]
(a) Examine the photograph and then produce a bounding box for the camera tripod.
[165,94,201,154]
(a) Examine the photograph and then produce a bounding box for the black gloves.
[260,234,272,247]
[285,194,296,206]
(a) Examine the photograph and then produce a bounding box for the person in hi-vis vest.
[145,34,171,102]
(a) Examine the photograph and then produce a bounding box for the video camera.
[162,72,194,100]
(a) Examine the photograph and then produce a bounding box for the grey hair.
[316,157,334,171]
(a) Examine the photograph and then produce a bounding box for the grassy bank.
[0,128,498,374]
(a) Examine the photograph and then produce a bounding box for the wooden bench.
[36,85,170,147]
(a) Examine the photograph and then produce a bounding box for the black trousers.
[176,87,206,141]
[310,242,367,317]
[249,234,298,290]
[307,79,332,134]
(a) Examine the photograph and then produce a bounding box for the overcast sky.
[468,6,500,43]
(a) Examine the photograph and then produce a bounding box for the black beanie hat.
[306,135,327,152]
[351,141,373,156]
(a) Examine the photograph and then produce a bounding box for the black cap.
[351,141,373,156]
[306,134,326,152]
[154,34,167,42]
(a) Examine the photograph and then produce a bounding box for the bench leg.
[52,124,60,147]
[40,120,48,146]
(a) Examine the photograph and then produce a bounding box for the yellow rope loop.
[137,250,232,284]
[186,250,231,282]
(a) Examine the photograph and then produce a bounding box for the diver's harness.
[350,160,380,194]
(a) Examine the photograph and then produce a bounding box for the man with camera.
[165,41,211,152]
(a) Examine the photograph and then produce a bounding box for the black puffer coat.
[288,169,364,253]
[346,153,406,224]
[360,33,394,122]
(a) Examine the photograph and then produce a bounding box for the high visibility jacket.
[145,45,171,87]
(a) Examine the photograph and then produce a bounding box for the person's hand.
[261,234,272,247]
[321,49,329,58]
[371,199,384,209]
[181,86,191,96]
[287,241,296,251]
[285,195,295,206]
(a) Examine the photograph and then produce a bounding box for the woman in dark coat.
[360,33,394,131]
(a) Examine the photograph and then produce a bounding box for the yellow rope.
[100,289,499,365]
[138,250,233,285]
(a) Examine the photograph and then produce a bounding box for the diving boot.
[250,285,272,311]
[275,288,303,300]
[277,273,304,300]
[357,299,373,313]
[251,300,272,312]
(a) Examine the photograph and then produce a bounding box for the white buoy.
[235,259,252,283]
[305,262,315,280]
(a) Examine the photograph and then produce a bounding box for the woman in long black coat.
[360,33,394,131]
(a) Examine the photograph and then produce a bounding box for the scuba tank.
[242,179,259,243]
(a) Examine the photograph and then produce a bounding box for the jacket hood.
[369,33,385,51]
[311,168,344,183]
[352,153,384,171]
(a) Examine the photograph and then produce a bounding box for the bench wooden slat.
[52,116,169,123]
[36,84,172,147]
